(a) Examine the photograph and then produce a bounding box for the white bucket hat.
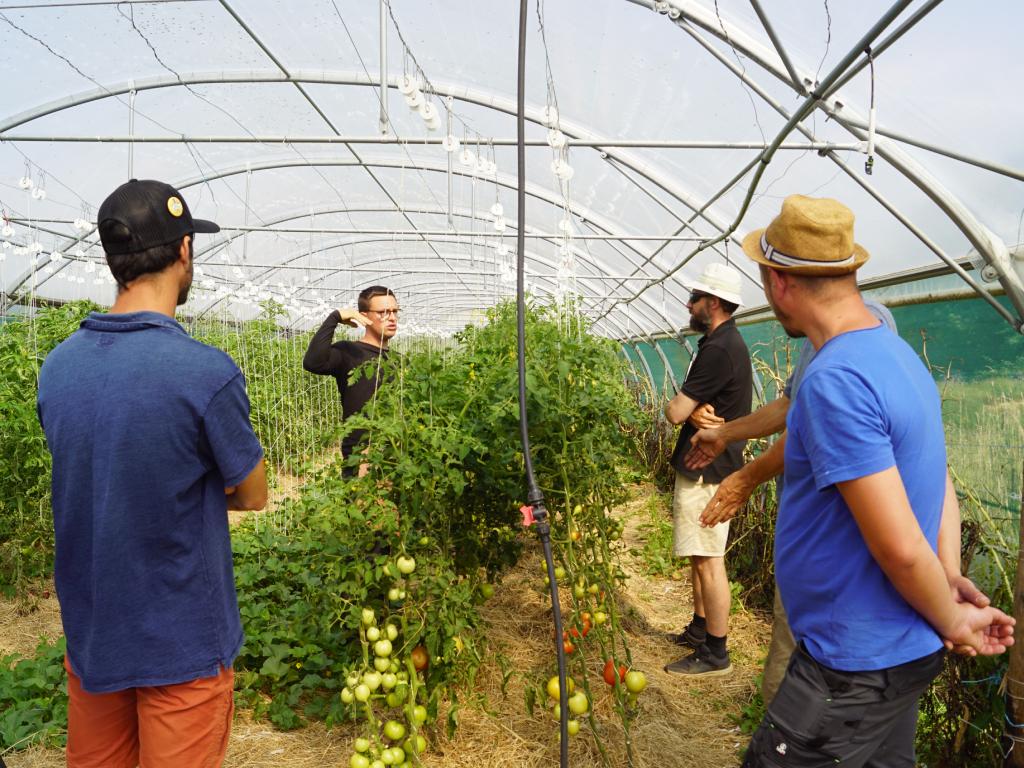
[683,262,743,306]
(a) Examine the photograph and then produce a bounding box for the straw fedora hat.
[742,195,869,276]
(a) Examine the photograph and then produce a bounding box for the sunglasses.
[688,291,710,305]
[369,308,400,318]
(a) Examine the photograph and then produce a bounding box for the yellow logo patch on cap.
[167,196,184,217]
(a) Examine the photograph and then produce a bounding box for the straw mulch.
[2,483,770,768]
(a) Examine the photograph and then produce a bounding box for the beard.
[688,309,710,334]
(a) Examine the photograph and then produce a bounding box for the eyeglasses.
[687,291,710,305]
[369,308,400,318]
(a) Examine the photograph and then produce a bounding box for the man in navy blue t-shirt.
[736,195,1013,767]
[37,179,267,767]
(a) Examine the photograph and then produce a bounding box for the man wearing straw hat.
[683,295,895,707]
[662,262,752,677]
[737,195,1014,766]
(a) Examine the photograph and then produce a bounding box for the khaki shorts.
[673,472,729,557]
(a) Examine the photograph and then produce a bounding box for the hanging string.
[865,46,877,175]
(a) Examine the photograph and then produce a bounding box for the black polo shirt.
[669,318,753,483]
[302,311,389,457]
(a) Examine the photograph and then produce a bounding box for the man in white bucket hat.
[734,195,1013,766]
[663,261,752,677]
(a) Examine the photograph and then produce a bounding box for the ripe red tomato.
[603,659,626,686]
[563,638,576,655]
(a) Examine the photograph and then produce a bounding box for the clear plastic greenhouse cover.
[1,0,1022,339]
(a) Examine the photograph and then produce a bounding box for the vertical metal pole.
[379,0,389,135]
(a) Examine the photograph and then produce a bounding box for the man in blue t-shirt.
[732,195,1013,766]
[37,179,267,767]
[683,299,902,706]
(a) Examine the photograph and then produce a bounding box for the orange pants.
[65,657,234,768]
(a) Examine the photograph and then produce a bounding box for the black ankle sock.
[705,633,727,657]
[691,614,707,631]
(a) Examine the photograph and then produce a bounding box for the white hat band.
[761,233,855,268]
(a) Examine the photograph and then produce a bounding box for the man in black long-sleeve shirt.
[303,285,399,475]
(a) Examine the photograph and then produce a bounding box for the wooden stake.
[1005,460,1024,766]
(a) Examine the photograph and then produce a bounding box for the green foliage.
[630,491,677,577]
[0,636,68,751]
[0,301,98,594]
[230,300,644,755]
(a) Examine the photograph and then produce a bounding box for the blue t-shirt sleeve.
[795,367,896,490]
[203,373,264,487]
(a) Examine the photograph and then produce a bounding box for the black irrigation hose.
[515,1,569,766]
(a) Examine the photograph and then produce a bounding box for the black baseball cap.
[97,179,219,255]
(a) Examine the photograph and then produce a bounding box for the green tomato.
[354,684,371,702]
[625,670,647,694]
[567,719,581,736]
[411,704,427,725]
[396,556,416,575]
[389,659,400,673]
[369,761,385,768]
[380,749,396,766]
[340,687,354,704]
[374,639,393,657]
[573,503,583,516]
[346,673,360,689]
[361,608,376,626]
[588,584,600,595]
[381,672,397,691]
[390,747,406,765]
[386,692,402,708]
[387,587,401,602]
[404,735,427,754]
[385,623,399,641]
[479,583,495,600]
[354,738,370,753]
[418,536,430,546]
[573,584,586,600]
[398,589,407,600]
[363,671,382,691]
[568,691,589,716]
[383,719,406,741]
[373,656,391,673]
[593,611,607,626]
[351,753,370,768]
[554,566,566,581]
[366,626,381,642]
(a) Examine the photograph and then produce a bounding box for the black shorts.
[743,644,945,768]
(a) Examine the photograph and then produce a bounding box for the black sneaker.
[664,644,732,677]
[670,623,707,649]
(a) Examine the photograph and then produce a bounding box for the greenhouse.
[1,1,1022,766]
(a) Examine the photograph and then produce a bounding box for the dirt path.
[3,483,770,768]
